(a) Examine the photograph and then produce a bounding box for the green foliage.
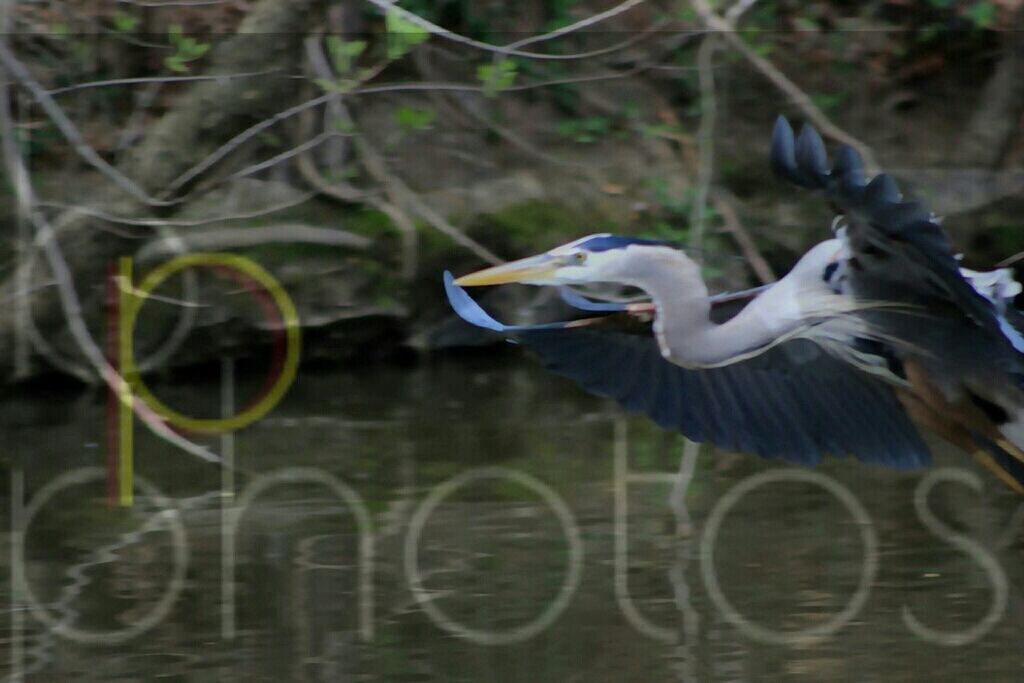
[327,166,361,183]
[325,36,366,74]
[333,117,356,134]
[477,59,518,97]
[314,78,358,94]
[393,105,436,132]
[639,122,684,140]
[545,0,578,31]
[917,22,943,42]
[964,2,995,28]
[485,200,608,251]
[313,37,369,93]
[557,116,611,144]
[676,4,697,23]
[924,0,997,29]
[385,8,429,59]
[642,178,725,273]
[809,91,846,114]
[645,176,689,216]
[164,24,210,73]
[111,11,138,33]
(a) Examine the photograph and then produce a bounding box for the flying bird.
[445,116,1024,494]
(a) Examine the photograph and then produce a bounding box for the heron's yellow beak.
[453,254,560,286]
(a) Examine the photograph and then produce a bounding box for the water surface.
[3,357,1023,681]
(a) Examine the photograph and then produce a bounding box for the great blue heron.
[445,116,1024,495]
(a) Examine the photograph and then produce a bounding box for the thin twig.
[115,0,223,6]
[724,0,762,24]
[302,35,420,280]
[712,191,776,284]
[223,130,348,182]
[690,0,880,174]
[302,34,354,180]
[364,0,650,61]
[162,91,334,195]
[47,70,281,96]
[295,152,367,203]
[503,0,649,52]
[168,63,700,201]
[0,40,178,207]
[688,36,718,253]
[296,36,366,204]
[38,191,318,228]
[510,18,675,61]
[136,224,371,264]
[352,117,502,265]
[114,81,163,161]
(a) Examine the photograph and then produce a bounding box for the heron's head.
[454,234,680,287]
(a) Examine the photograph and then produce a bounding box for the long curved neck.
[608,246,817,367]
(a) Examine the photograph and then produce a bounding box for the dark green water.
[2,356,1024,681]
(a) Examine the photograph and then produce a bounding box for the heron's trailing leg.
[670,440,701,536]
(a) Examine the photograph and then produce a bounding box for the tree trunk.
[0,0,325,381]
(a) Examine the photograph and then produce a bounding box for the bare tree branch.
[0,40,179,207]
[503,0,649,52]
[39,191,318,228]
[47,70,282,96]
[136,224,371,264]
[161,91,334,196]
[352,121,503,266]
[364,0,651,60]
[690,0,880,174]
[712,191,776,284]
[688,36,718,253]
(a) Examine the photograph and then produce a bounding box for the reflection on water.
[3,356,1024,681]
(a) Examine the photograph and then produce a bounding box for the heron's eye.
[573,252,588,264]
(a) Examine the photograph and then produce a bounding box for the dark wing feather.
[516,326,930,467]
[771,115,1008,343]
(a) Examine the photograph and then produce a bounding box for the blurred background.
[1,1,1024,681]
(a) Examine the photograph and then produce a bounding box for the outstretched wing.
[445,273,931,468]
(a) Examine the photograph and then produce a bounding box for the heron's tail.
[971,434,1024,496]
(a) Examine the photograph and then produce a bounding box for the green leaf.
[918,23,942,43]
[965,2,995,28]
[325,36,366,74]
[165,24,209,70]
[314,77,339,92]
[809,92,845,114]
[333,117,356,134]
[393,106,435,131]
[313,78,356,94]
[112,11,138,33]
[557,116,611,143]
[164,56,187,73]
[477,59,518,98]
[385,8,429,60]
[639,122,682,139]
